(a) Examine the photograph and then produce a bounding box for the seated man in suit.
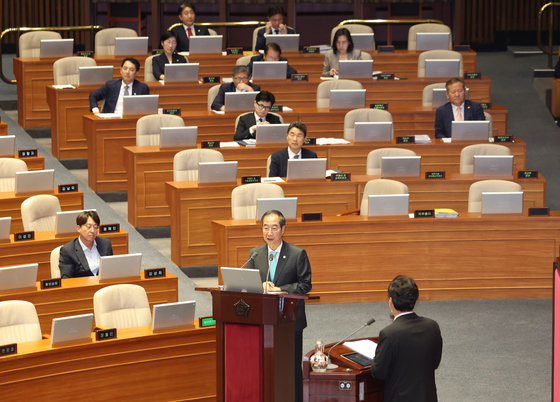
[247,42,298,79]
[171,3,210,53]
[434,77,485,138]
[59,210,114,279]
[255,6,296,52]
[371,275,443,402]
[234,91,281,141]
[211,65,261,111]
[89,57,149,114]
[269,121,317,177]
[246,210,311,402]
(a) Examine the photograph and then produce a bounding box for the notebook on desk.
[473,155,513,177]
[329,89,366,109]
[164,63,199,83]
[160,126,197,148]
[286,158,327,180]
[367,194,409,217]
[416,32,450,50]
[220,267,263,293]
[451,121,490,141]
[256,124,289,144]
[424,59,460,78]
[152,301,196,331]
[354,122,392,142]
[0,217,10,241]
[338,60,374,79]
[79,66,113,86]
[481,191,523,214]
[252,61,288,80]
[0,263,38,291]
[40,39,73,58]
[381,156,421,177]
[198,161,238,184]
[51,313,94,347]
[115,37,148,56]
[15,169,55,194]
[122,95,159,116]
[350,33,375,51]
[188,36,223,54]
[225,92,258,111]
[256,197,297,220]
[265,34,300,52]
[98,253,142,280]
[0,135,16,157]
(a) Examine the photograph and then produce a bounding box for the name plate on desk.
[96,328,117,341]
[59,183,78,193]
[518,170,538,179]
[494,136,513,143]
[270,105,283,112]
[41,278,61,289]
[77,51,94,58]
[396,136,415,144]
[100,223,120,233]
[303,46,319,54]
[331,172,351,181]
[202,141,220,148]
[163,108,181,116]
[414,209,435,218]
[202,76,220,84]
[378,73,394,80]
[242,175,261,184]
[464,72,481,80]
[302,213,322,222]
[291,74,308,81]
[226,47,243,55]
[370,103,388,110]
[18,149,38,158]
[455,45,471,52]
[199,316,216,327]
[378,45,395,52]
[425,171,446,179]
[0,344,17,356]
[15,231,34,241]
[304,138,316,145]
[529,207,549,216]
[144,268,166,278]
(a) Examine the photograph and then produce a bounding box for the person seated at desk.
[152,31,187,81]
[211,65,260,111]
[234,91,282,141]
[255,6,296,52]
[322,27,364,77]
[247,43,298,79]
[170,2,210,53]
[59,210,113,279]
[89,57,149,114]
[269,121,317,177]
[434,77,485,138]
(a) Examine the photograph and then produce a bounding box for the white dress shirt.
[287,147,301,159]
[114,80,131,115]
[78,237,101,275]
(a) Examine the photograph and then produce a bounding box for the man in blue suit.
[254,6,295,52]
[89,57,149,114]
[210,65,260,111]
[434,77,485,138]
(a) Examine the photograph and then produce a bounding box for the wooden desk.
[0,121,7,135]
[126,139,526,228]
[0,230,128,281]
[11,154,45,171]
[0,273,178,333]
[212,213,560,303]
[0,324,216,401]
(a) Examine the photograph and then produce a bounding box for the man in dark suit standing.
[89,57,149,114]
[371,275,443,402]
[269,121,317,177]
[247,42,298,79]
[434,77,485,138]
[211,65,260,111]
[255,6,296,52]
[59,211,113,279]
[170,3,210,53]
[234,91,281,140]
[246,210,312,402]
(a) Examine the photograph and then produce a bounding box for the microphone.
[326,317,376,370]
[240,251,258,269]
[264,252,274,294]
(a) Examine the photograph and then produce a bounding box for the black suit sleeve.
[89,81,111,112]
[152,54,165,81]
[370,329,393,380]
[234,114,254,141]
[279,248,312,295]
[59,244,77,279]
[471,102,485,120]
[269,152,282,177]
[211,84,227,111]
[255,28,266,52]
[286,63,297,78]
[434,106,447,138]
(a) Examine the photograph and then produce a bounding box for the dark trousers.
[295,329,303,402]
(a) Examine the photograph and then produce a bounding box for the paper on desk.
[211,110,225,115]
[414,135,432,143]
[442,138,452,144]
[52,84,75,89]
[261,177,285,183]
[282,106,293,112]
[316,138,351,145]
[97,113,122,119]
[220,141,240,148]
[343,339,377,359]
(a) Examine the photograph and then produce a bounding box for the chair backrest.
[359,179,409,215]
[361,51,373,60]
[266,155,272,177]
[408,23,452,50]
[136,114,185,146]
[231,183,284,219]
[207,84,221,110]
[21,194,61,232]
[0,300,42,345]
[53,56,97,86]
[0,158,28,192]
[93,284,151,329]
[95,28,138,56]
[417,50,463,78]
[366,148,417,175]
[468,180,522,213]
[173,149,224,181]
[330,24,374,44]
[236,55,253,66]
[421,82,446,107]
[50,245,62,278]
[19,31,61,58]
[316,79,363,108]
[208,28,218,36]
[144,55,155,82]
[459,144,511,174]
[343,108,393,141]
[484,111,493,137]
[235,112,284,132]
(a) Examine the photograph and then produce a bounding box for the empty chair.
[231,183,284,219]
[0,158,28,192]
[421,82,446,107]
[359,179,409,215]
[21,194,61,232]
[330,24,374,44]
[235,111,284,132]
[366,148,417,175]
[53,56,97,85]
[0,300,42,345]
[136,114,184,146]
[94,28,137,56]
[93,284,151,329]
[207,84,221,111]
[468,180,522,213]
[235,55,253,66]
[459,144,511,174]
[173,149,224,181]
[417,50,463,78]
[408,23,452,50]
[19,31,61,58]
[50,245,62,279]
[316,79,363,108]
[343,108,393,141]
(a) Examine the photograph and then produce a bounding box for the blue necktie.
[269,251,278,282]
[124,85,130,96]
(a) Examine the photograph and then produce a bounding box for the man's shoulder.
[239,112,254,121]
[249,243,267,254]
[435,102,451,113]
[250,54,264,62]
[220,82,235,91]
[465,99,483,109]
[302,148,317,158]
[60,237,79,252]
[96,236,112,246]
[256,27,266,36]
[271,147,288,158]
[282,241,305,255]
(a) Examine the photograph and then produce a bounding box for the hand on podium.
[262,281,281,293]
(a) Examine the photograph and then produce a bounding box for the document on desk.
[343,339,377,359]
[97,113,122,119]
[52,84,75,89]
[220,141,240,148]
[316,138,351,145]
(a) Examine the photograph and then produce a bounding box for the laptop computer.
[152,301,196,331]
[432,87,470,108]
[265,34,300,52]
[367,194,409,217]
[256,124,289,145]
[164,63,199,83]
[354,122,392,142]
[50,313,93,347]
[225,92,258,111]
[0,135,16,157]
[114,37,148,56]
[381,156,421,177]
[160,126,197,148]
[40,39,74,58]
[286,158,327,180]
[198,161,238,184]
[220,267,263,293]
[451,121,490,141]
[0,263,38,291]
[188,36,223,54]
[350,33,375,51]
[338,60,374,79]
[15,169,55,194]
[55,210,93,236]
[98,253,142,280]
[78,66,113,86]
[481,191,523,214]
[256,197,298,220]
[425,59,461,78]
[252,61,288,80]
[416,32,450,50]
[122,95,159,116]
[473,155,513,177]
[0,217,10,241]
[330,89,366,109]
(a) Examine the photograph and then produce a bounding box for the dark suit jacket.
[371,313,443,402]
[255,26,296,52]
[434,99,485,138]
[59,237,113,279]
[171,24,210,52]
[269,147,318,177]
[234,112,282,141]
[89,79,149,113]
[247,54,298,79]
[210,81,261,111]
[151,52,187,81]
[246,242,312,332]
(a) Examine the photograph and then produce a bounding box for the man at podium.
[247,210,312,402]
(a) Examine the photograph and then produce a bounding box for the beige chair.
[208,28,218,36]
[21,194,61,232]
[484,111,493,137]
[144,55,156,82]
[136,114,184,146]
[234,112,285,132]
[207,84,221,110]
[361,51,373,60]
[421,82,446,107]
[343,108,393,141]
[236,55,253,66]
[53,56,97,86]
[252,26,295,51]
[18,31,61,58]
[316,79,363,108]
[94,28,137,56]
[0,158,28,192]
[266,155,272,177]
[359,179,409,215]
[173,149,224,181]
[417,50,463,78]
[330,24,374,45]
[0,300,42,345]
[366,148,417,176]
[468,180,522,213]
[50,246,62,279]
[231,183,284,219]
[93,284,151,329]
[408,23,452,50]
[459,144,511,174]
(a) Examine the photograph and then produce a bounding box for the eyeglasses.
[233,75,249,81]
[256,103,272,110]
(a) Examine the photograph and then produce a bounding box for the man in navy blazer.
[170,3,210,52]
[434,77,485,138]
[234,91,282,140]
[254,6,296,52]
[247,42,298,79]
[89,57,149,114]
[211,65,260,111]
[269,121,317,177]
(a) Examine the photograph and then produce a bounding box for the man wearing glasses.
[269,121,317,177]
[59,210,113,278]
[211,65,261,111]
[234,90,282,141]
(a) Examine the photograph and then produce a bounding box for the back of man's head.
[264,42,282,56]
[232,65,249,77]
[388,275,418,312]
[256,90,275,105]
[445,77,465,90]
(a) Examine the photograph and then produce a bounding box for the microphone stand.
[326,318,375,370]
